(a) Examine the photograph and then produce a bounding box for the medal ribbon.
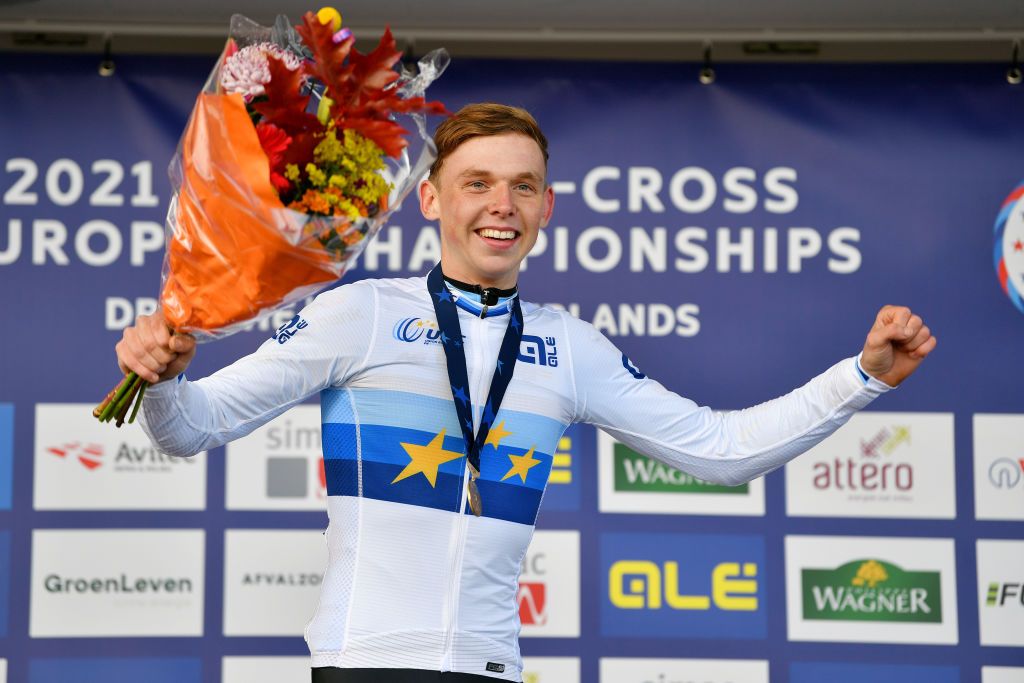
[427,263,524,516]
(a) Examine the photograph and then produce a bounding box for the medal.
[428,264,524,518]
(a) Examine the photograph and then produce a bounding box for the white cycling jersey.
[139,274,890,680]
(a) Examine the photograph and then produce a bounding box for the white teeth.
[479,228,516,240]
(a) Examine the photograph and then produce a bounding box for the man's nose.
[488,183,515,216]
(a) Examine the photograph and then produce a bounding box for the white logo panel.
[600,658,769,683]
[226,405,325,510]
[786,412,955,518]
[34,404,206,510]
[222,657,309,683]
[973,414,1024,521]
[597,430,765,516]
[30,529,205,637]
[785,535,958,644]
[223,529,327,636]
[521,657,581,683]
[977,539,1024,646]
[983,667,1024,683]
[518,530,580,638]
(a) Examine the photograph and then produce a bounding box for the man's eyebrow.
[456,169,544,183]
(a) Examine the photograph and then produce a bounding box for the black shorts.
[311,668,517,683]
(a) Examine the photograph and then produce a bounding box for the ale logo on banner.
[785,535,958,644]
[541,423,581,511]
[973,414,1024,521]
[600,533,765,639]
[598,431,764,516]
[33,404,206,510]
[785,412,955,519]
[518,530,580,638]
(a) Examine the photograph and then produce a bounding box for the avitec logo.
[47,442,104,470]
[518,550,549,626]
[989,458,1024,489]
[518,531,580,637]
[393,317,444,344]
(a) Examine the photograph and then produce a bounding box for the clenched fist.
[859,305,936,386]
[115,312,196,384]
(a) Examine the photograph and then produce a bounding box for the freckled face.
[419,133,554,289]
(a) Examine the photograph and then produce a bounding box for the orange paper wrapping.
[161,92,340,334]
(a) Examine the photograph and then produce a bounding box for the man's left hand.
[859,305,936,386]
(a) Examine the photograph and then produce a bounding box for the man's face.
[419,133,555,289]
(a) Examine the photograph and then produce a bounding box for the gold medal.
[467,462,483,517]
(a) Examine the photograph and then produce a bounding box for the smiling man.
[118,103,935,683]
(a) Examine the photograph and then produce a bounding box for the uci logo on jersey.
[273,315,308,344]
[393,317,443,345]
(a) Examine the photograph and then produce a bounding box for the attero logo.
[989,458,1024,489]
[393,317,442,344]
[47,442,104,470]
[601,533,765,638]
[814,425,913,491]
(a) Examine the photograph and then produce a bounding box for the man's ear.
[539,184,555,228]
[419,178,441,221]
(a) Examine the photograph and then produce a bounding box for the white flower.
[220,43,302,99]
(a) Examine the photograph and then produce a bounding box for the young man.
[118,103,935,683]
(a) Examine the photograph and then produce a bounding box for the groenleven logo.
[609,560,758,611]
[43,573,193,595]
[802,559,941,623]
[994,180,1024,314]
[812,425,913,492]
[614,443,748,494]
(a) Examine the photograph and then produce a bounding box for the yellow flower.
[305,163,327,188]
[284,164,300,182]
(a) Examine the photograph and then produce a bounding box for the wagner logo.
[46,442,104,470]
[988,458,1024,489]
[601,533,765,638]
[609,561,758,611]
[273,314,308,344]
[393,317,442,344]
[614,444,748,494]
[519,335,558,367]
[518,582,547,626]
[802,559,941,623]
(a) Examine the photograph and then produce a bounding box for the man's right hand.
[115,313,196,384]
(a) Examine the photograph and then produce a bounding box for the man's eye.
[467,181,487,190]
[515,184,536,192]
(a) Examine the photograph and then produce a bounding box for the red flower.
[255,122,293,192]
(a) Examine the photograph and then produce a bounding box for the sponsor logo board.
[600,657,769,683]
[226,405,326,510]
[598,431,765,515]
[790,662,959,683]
[977,539,1024,646]
[33,403,206,510]
[983,667,1024,683]
[785,535,957,644]
[222,529,327,636]
[29,529,205,637]
[28,658,202,683]
[222,657,310,683]
[601,533,765,638]
[974,414,1024,521]
[785,412,955,518]
[0,404,11,510]
[521,657,581,683]
[519,530,580,637]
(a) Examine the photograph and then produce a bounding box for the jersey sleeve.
[138,280,378,457]
[564,316,892,486]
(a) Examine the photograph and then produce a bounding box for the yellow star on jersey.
[484,420,513,449]
[392,429,464,487]
[501,446,541,483]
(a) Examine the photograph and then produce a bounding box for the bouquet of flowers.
[95,7,448,426]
